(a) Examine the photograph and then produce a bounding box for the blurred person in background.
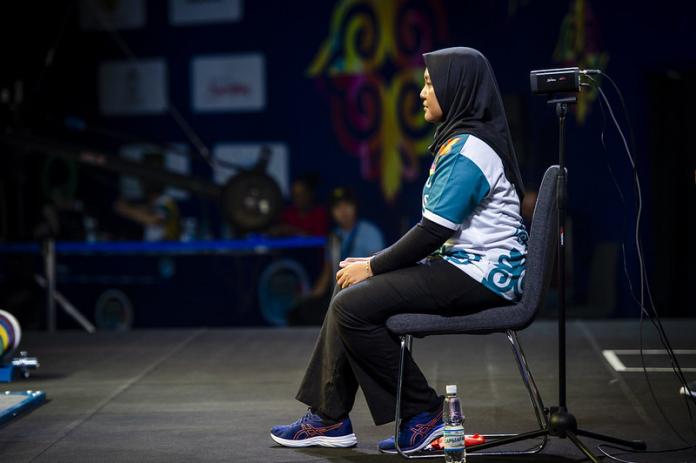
[288,187,384,325]
[34,187,86,241]
[269,174,328,237]
[113,153,180,241]
[520,187,538,229]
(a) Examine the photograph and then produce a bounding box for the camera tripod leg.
[576,428,647,450]
[566,431,599,463]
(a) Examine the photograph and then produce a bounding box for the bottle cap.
[446,384,457,394]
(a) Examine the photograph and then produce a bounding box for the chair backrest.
[385,165,561,337]
[518,165,560,325]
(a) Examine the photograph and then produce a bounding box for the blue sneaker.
[378,408,443,454]
[270,409,357,448]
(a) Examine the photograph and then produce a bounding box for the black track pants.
[295,257,507,425]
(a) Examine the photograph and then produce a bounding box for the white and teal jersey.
[422,134,528,301]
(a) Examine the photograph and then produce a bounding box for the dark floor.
[0,320,695,462]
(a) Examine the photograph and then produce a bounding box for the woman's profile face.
[420,68,443,123]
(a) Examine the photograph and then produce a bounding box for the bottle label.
[443,425,465,451]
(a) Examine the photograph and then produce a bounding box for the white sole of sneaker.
[270,432,358,448]
[379,426,443,454]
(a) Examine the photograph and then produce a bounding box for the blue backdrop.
[3,0,694,322]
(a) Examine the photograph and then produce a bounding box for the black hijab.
[423,47,525,200]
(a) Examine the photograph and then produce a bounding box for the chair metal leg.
[467,428,549,452]
[393,335,407,457]
[463,332,549,456]
[445,331,551,457]
[393,335,443,459]
[392,332,550,459]
[507,330,548,429]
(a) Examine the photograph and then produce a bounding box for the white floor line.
[577,321,655,428]
[602,349,696,372]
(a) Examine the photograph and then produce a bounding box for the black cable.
[586,76,691,441]
[597,442,696,463]
[586,81,685,441]
[597,73,696,430]
[589,76,696,421]
[598,77,696,430]
[590,74,696,446]
[594,72,638,161]
[83,0,216,169]
[580,73,696,459]
[31,3,75,108]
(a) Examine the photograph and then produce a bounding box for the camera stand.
[461,96,647,462]
[534,96,646,461]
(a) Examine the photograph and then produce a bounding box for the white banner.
[213,143,289,197]
[99,59,168,115]
[192,54,265,112]
[80,0,146,30]
[169,0,243,25]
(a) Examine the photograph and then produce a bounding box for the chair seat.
[386,303,532,338]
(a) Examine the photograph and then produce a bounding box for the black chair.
[386,165,560,458]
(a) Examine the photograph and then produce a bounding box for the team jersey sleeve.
[422,135,491,230]
[368,217,454,275]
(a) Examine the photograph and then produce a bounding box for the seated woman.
[271,47,528,454]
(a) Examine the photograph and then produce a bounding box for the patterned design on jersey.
[438,136,462,155]
[429,136,467,176]
[482,249,525,301]
[435,248,482,266]
[421,134,527,301]
[514,226,529,247]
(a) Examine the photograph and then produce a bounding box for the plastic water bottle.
[443,384,466,463]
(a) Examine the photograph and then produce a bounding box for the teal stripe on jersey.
[424,149,490,224]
